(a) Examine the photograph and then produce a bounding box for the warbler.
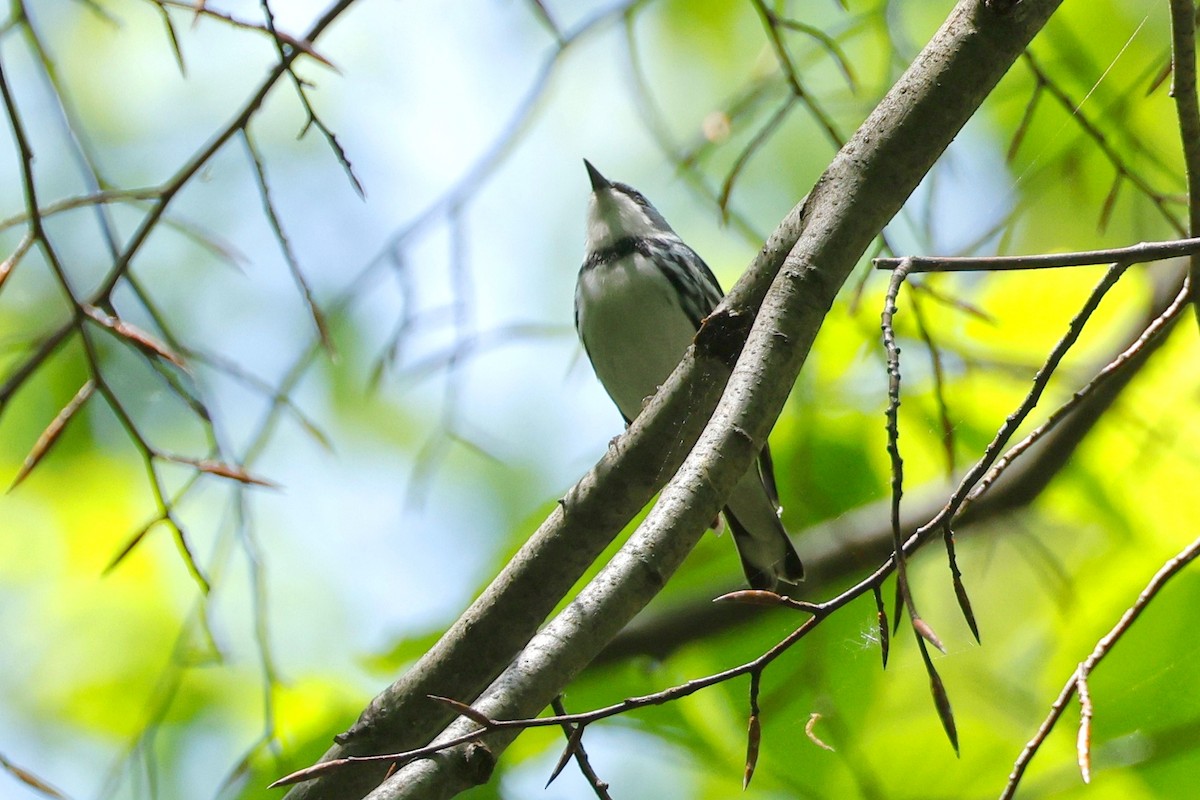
[573,160,804,590]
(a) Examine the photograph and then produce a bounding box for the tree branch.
[268,2,1071,798]
[1167,0,1200,328]
[282,148,812,800]
[597,260,1186,664]
[1001,527,1200,798]
[874,235,1200,272]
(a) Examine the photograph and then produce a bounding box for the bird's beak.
[584,159,611,192]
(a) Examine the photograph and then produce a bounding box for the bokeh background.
[1,1,1198,798]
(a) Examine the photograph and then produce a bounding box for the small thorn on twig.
[952,571,981,644]
[714,589,785,606]
[427,695,494,728]
[918,638,959,754]
[545,722,585,788]
[743,669,763,789]
[714,590,822,614]
[10,379,95,491]
[872,585,890,669]
[743,712,761,789]
[891,581,905,636]
[941,523,980,643]
[267,757,349,788]
[548,695,612,798]
[912,616,946,654]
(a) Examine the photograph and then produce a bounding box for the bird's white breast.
[576,251,699,422]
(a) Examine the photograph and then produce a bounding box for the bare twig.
[936,261,1130,533]
[743,671,762,789]
[961,277,1192,516]
[280,4,1071,795]
[0,230,33,290]
[146,0,336,68]
[0,751,72,800]
[548,697,611,798]
[771,14,857,90]
[271,605,827,790]
[908,288,956,478]
[1168,0,1200,328]
[242,129,333,351]
[1020,51,1185,235]
[881,259,942,650]
[3,35,207,594]
[9,380,95,490]
[604,262,1188,661]
[0,6,358,792]
[0,2,358,595]
[750,0,846,145]
[874,234,1200,272]
[716,96,796,219]
[257,0,361,195]
[1000,532,1200,799]
[273,263,1181,792]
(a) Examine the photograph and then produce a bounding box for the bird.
[573,159,804,590]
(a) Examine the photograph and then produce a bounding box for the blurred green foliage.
[0,1,1197,800]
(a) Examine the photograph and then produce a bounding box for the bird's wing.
[641,241,724,330]
[758,443,781,512]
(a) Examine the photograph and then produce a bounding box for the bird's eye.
[614,183,651,208]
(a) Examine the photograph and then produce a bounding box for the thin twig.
[907,288,955,478]
[0,750,73,800]
[257,0,361,195]
[272,609,828,789]
[1000,532,1200,799]
[1168,0,1200,327]
[549,697,611,799]
[874,234,1200,272]
[937,262,1130,532]
[716,96,795,219]
[750,0,845,145]
[242,129,332,351]
[961,278,1192,516]
[146,0,335,67]
[272,264,1182,794]
[881,259,941,647]
[1021,51,1185,236]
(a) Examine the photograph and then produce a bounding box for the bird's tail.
[724,467,804,590]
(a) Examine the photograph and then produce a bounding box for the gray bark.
[285,1,1064,797]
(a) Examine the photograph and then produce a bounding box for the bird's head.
[583,159,676,251]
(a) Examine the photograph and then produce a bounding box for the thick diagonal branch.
[281,107,811,800]
[310,2,1067,799]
